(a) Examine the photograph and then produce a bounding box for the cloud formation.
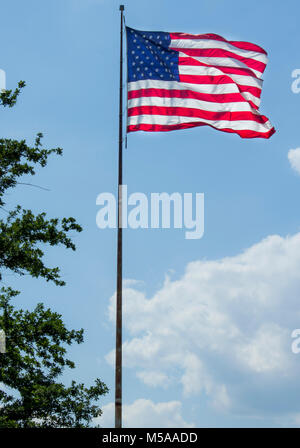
[97,399,195,428]
[288,148,300,175]
[106,232,300,424]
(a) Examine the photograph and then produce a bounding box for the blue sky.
[1,0,300,427]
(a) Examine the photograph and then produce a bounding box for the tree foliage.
[0,84,108,427]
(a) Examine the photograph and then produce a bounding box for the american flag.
[126,27,275,139]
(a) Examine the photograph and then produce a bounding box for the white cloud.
[288,148,300,175]
[106,232,300,423]
[238,323,288,373]
[96,399,195,428]
[123,278,144,288]
[136,370,170,388]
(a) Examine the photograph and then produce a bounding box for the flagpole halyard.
[115,4,124,430]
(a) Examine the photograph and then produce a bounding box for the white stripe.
[128,96,255,113]
[129,80,240,95]
[177,53,263,78]
[239,92,260,107]
[128,114,273,133]
[230,74,262,90]
[128,80,261,107]
[178,64,263,89]
[170,38,268,65]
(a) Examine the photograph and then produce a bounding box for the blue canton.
[126,27,179,83]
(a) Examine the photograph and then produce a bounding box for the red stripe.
[179,56,263,80]
[170,32,230,42]
[178,57,262,104]
[127,122,275,139]
[178,74,235,85]
[236,84,261,99]
[128,88,255,105]
[230,41,267,55]
[128,88,259,111]
[173,48,266,74]
[128,105,269,124]
[179,74,262,99]
[170,33,267,55]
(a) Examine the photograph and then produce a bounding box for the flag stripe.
[170,32,267,55]
[128,79,261,111]
[179,56,264,82]
[128,123,275,139]
[178,75,261,99]
[170,39,268,64]
[128,96,258,113]
[128,81,259,110]
[128,114,273,133]
[176,51,263,77]
[128,105,270,124]
[128,87,257,104]
[128,79,241,94]
[178,56,263,106]
[172,48,266,75]
[178,63,263,88]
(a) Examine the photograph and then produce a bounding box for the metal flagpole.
[115,4,124,429]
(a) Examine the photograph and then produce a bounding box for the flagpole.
[115,4,124,429]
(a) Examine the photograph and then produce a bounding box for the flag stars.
[127,29,179,82]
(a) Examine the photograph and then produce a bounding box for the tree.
[0,83,108,427]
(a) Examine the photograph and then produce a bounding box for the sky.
[1,0,300,428]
